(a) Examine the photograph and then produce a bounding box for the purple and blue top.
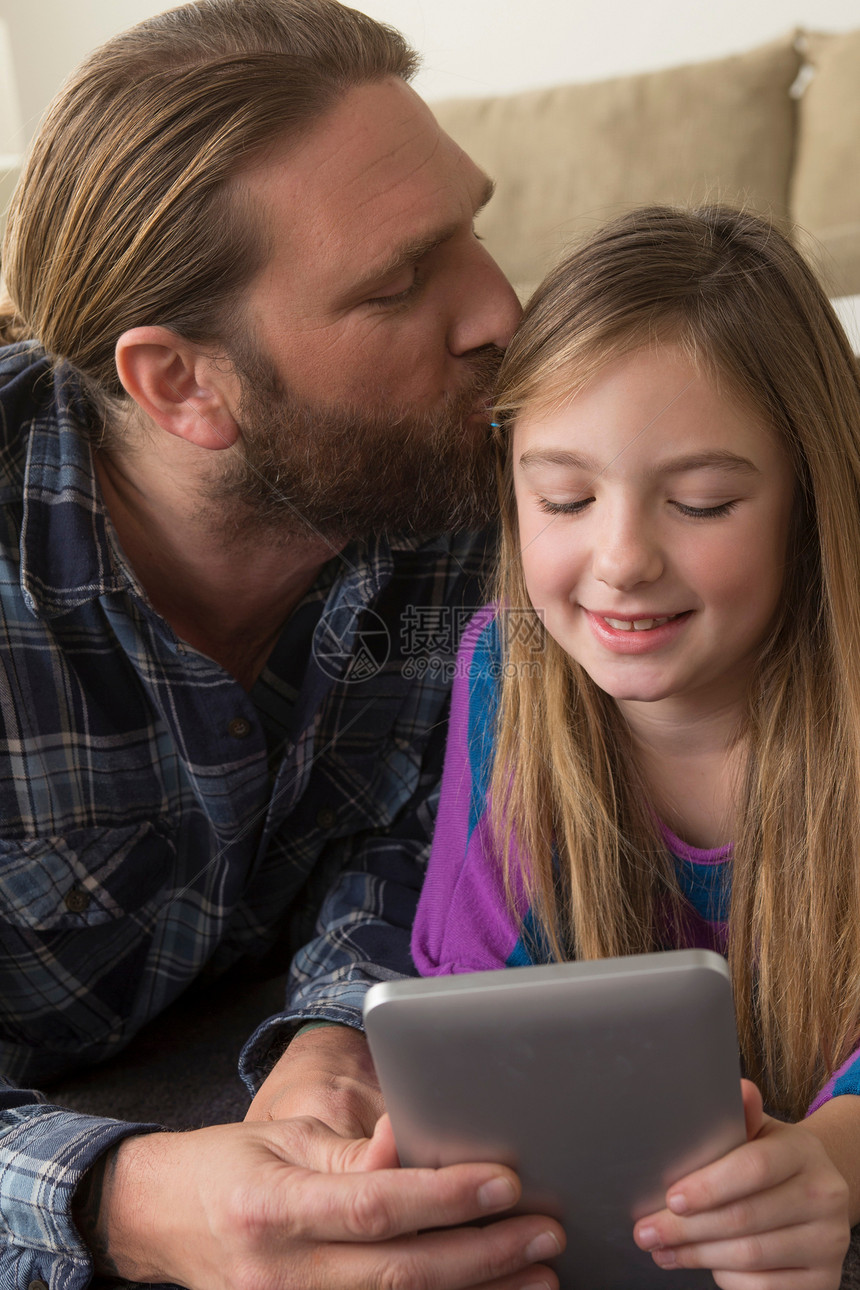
[411,606,860,1111]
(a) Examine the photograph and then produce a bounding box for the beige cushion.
[433,36,801,300]
[792,29,860,297]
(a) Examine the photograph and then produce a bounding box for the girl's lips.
[584,609,693,653]
[598,612,684,631]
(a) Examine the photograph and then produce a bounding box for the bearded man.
[0,1,564,1287]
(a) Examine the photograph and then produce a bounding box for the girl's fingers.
[662,1122,821,1216]
[635,1139,798,1249]
[740,1079,765,1141]
[636,1181,822,1251]
[713,1274,840,1290]
[634,1119,849,1280]
[644,1220,848,1277]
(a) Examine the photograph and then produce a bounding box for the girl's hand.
[633,1080,851,1289]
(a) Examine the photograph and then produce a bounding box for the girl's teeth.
[603,616,673,631]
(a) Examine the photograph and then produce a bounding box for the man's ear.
[115,327,240,450]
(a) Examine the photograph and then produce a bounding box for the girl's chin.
[573,659,679,705]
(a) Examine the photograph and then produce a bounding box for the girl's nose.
[591,519,664,591]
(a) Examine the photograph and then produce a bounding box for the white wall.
[1,0,859,156]
[359,0,860,100]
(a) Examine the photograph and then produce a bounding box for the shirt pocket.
[0,821,178,1078]
[0,820,176,929]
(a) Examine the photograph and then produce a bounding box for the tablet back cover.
[365,951,744,1290]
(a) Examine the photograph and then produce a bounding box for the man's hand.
[73,1114,565,1290]
[246,1022,382,1137]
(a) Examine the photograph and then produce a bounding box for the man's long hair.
[0,0,416,420]
[490,205,860,1120]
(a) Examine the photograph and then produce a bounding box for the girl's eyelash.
[673,500,739,518]
[537,498,739,519]
[537,497,591,515]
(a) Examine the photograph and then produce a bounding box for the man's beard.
[205,343,502,544]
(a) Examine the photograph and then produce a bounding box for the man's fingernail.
[637,1225,659,1249]
[668,1193,689,1214]
[524,1231,562,1262]
[522,1282,553,1290]
[478,1176,517,1210]
[653,1248,677,1268]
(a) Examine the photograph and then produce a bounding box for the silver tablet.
[364,949,745,1289]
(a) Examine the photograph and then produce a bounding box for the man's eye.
[367,272,423,309]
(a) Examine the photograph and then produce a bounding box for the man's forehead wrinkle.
[348,151,484,266]
[334,126,445,216]
[323,164,473,295]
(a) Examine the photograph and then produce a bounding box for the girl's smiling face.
[513,344,797,722]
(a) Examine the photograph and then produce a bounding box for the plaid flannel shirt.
[0,343,490,1289]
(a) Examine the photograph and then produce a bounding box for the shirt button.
[227,717,252,739]
[64,888,91,914]
[29,1280,50,1290]
[316,807,337,830]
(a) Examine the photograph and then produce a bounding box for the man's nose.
[446,240,522,356]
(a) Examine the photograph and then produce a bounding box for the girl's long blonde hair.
[491,205,860,1119]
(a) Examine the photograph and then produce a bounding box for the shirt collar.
[12,353,133,620]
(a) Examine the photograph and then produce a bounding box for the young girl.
[412,205,860,1287]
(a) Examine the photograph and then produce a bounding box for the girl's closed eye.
[537,495,593,515]
[671,499,739,519]
[536,497,741,518]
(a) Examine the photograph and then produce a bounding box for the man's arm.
[71,1113,565,1290]
[1,1071,564,1290]
[0,1079,160,1290]
[0,990,564,1290]
[246,1021,383,1137]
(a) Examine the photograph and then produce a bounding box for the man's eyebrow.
[474,174,496,217]
[349,174,496,297]
[518,447,761,476]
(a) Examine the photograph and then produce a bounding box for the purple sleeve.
[807,1044,860,1114]
[411,607,527,976]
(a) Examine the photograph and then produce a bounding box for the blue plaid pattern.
[0,343,490,1287]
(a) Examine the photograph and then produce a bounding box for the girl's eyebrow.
[518,448,596,471]
[657,450,761,476]
[518,448,760,476]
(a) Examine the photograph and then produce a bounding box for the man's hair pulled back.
[0,0,417,409]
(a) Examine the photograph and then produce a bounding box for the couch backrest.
[791,28,860,298]
[433,29,860,301]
